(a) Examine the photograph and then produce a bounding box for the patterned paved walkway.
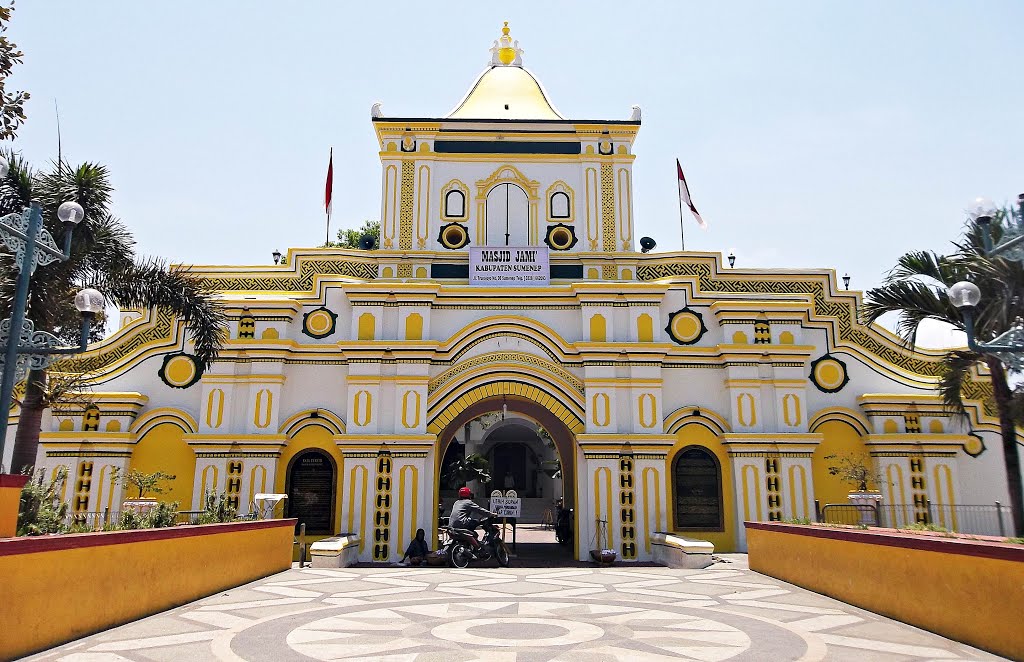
[26,556,1003,661]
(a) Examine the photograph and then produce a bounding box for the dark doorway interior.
[285,449,336,534]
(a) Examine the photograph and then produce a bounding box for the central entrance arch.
[431,386,583,560]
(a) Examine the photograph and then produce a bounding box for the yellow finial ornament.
[488,21,524,66]
[498,21,516,65]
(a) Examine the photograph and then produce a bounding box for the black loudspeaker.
[640,236,657,253]
[359,234,378,250]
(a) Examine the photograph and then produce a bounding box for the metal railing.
[817,501,1010,537]
[61,508,243,531]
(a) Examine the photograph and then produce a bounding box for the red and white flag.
[677,159,707,229]
[324,148,334,217]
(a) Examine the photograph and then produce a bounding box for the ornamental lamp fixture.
[272,249,282,265]
[727,251,736,268]
[969,195,1024,261]
[75,288,106,316]
[843,273,851,290]
[947,280,1024,370]
[0,167,104,461]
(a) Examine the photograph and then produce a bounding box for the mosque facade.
[9,25,1013,561]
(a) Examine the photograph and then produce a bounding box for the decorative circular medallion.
[302,307,337,339]
[158,353,202,389]
[809,354,849,393]
[284,602,753,661]
[665,307,707,345]
[544,223,578,251]
[964,433,986,457]
[438,222,470,249]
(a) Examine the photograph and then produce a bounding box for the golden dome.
[447,66,563,120]
[447,23,563,121]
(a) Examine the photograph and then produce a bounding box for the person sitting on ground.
[448,486,497,545]
[400,528,430,566]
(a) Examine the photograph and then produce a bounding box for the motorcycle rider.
[449,486,498,549]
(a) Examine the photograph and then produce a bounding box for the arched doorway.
[433,393,580,561]
[285,449,337,535]
[486,183,529,245]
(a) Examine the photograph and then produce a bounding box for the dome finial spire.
[489,21,524,67]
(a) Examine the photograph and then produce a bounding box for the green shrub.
[901,522,949,533]
[17,467,70,536]
[145,500,180,528]
[198,491,237,524]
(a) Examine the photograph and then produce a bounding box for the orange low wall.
[0,474,27,538]
[746,522,1024,661]
[0,518,296,660]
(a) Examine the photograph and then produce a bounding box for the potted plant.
[112,468,176,515]
[826,452,883,524]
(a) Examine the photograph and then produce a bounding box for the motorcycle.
[445,517,511,568]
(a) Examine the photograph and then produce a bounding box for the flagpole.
[677,181,686,251]
[325,147,333,245]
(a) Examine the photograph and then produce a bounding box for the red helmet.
[458,487,472,498]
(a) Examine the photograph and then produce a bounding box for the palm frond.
[86,258,227,368]
[860,279,959,347]
[937,349,982,419]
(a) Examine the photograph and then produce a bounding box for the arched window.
[444,190,465,218]
[485,183,529,246]
[672,446,724,530]
[550,191,570,218]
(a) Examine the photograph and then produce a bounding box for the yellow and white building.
[7,25,1014,560]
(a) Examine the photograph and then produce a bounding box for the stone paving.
[25,555,1004,661]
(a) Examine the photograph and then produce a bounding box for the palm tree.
[861,207,1024,536]
[0,151,227,472]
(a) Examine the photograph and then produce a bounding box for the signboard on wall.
[469,246,549,286]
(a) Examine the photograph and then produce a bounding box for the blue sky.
[8,2,1024,345]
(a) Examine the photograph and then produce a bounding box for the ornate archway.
[430,382,583,556]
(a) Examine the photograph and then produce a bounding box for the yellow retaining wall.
[746,522,1024,661]
[0,518,296,660]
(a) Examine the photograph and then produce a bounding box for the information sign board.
[489,496,522,518]
[469,246,549,286]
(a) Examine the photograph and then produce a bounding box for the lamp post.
[970,195,1024,260]
[0,157,105,469]
[947,281,1024,371]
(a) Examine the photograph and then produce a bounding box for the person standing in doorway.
[503,470,515,491]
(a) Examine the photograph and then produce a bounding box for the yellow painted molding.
[863,433,973,445]
[808,407,872,435]
[202,374,287,384]
[130,408,198,436]
[724,379,807,388]
[721,433,824,445]
[663,406,732,435]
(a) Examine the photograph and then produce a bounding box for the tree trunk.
[10,368,46,473]
[987,357,1024,536]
